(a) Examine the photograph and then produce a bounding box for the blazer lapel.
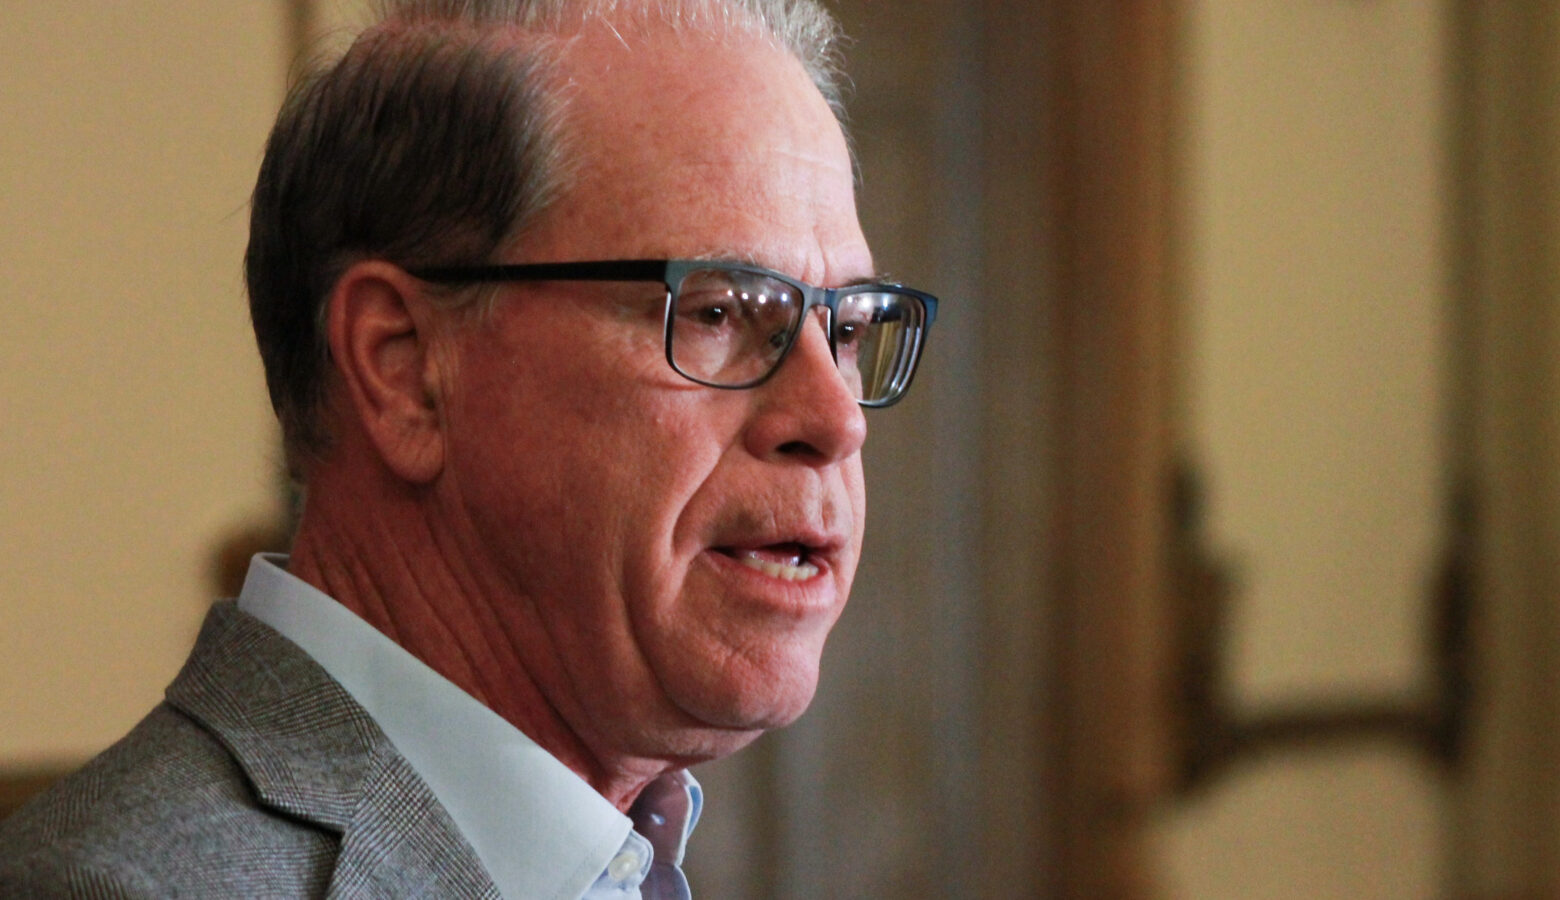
[326,742,500,899]
[165,602,500,899]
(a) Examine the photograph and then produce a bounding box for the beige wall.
[0,6,287,764]
[1154,1,1449,897]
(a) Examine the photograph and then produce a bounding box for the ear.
[324,260,448,484]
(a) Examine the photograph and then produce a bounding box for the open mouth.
[716,543,820,582]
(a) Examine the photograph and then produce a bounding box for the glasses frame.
[408,258,939,407]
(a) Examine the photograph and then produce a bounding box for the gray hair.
[245,0,847,471]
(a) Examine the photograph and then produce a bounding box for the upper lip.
[710,527,846,565]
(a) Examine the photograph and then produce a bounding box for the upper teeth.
[734,550,819,582]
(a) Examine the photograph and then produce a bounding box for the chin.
[634,669,820,765]
[673,662,822,733]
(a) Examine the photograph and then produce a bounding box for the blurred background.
[3,2,1557,898]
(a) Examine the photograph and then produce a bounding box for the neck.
[287,458,671,810]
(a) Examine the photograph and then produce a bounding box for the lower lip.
[700,549,838,615]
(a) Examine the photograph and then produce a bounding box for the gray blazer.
[0,602,501,898]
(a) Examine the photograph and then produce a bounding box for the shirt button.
[608,849,644,882]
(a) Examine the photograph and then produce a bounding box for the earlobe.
[325,261,447,484]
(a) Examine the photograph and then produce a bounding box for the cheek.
[847,457,867,534]
[445,322,735,583]
[448,308,675,480]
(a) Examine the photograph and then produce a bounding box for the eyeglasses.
[408,259,939,407]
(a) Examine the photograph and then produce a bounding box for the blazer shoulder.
[0,701,337,897]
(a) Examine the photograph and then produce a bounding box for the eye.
[678,288,745,331]
[693,301,731,327]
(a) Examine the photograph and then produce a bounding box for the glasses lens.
[670,268,804,386]
[835,291,926,404]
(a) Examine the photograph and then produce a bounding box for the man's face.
[433,26,873,763]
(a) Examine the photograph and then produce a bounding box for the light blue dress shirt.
[237,554,701,900]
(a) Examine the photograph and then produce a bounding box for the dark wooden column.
[1040,3,1179,898]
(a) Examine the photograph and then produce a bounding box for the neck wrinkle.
[286,466,669,813]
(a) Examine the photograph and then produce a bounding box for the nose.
[742,308,868,465]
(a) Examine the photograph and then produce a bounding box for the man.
[0,0,937,896]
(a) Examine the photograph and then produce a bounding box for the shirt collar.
[237,553,647,900]
[630,768,702,867]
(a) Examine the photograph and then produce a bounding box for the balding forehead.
[512,24,867,286]
[375,0,833,49]
[371,0,849,122]
[551,26,846,178]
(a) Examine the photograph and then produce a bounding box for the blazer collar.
[164,601,499,898]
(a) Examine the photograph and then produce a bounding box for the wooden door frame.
[1035,3,1179,897]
